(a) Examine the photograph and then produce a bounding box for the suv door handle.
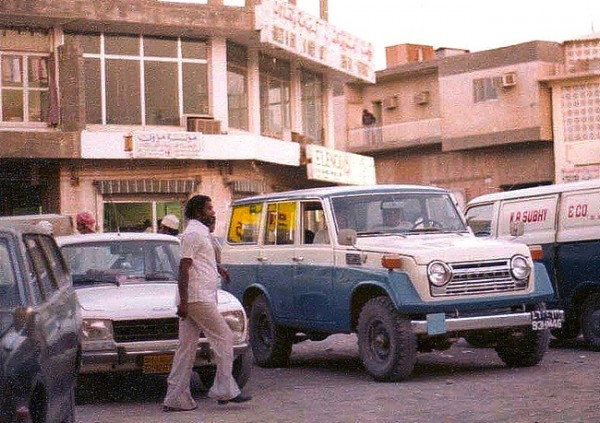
[292,256,304,262]
[257,256,269,262]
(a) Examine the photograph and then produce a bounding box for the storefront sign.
[255,0,375,83]
[132,132,201,159]
[306,145,376,185]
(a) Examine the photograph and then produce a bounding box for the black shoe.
[217,394,252,405]
[163,405,198,412]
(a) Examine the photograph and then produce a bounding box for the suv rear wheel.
[357,296,417,381]
[581,294,600,350]
[249,295,293,367]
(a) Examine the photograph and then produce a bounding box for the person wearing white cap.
[158,214,180,236]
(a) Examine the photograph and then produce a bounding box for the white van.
[465,179,600,349]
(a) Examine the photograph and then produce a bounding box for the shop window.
[103,200,182,233]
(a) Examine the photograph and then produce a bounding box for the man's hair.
[184,195,212,220]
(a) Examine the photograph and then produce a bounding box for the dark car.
[0,224,82,423]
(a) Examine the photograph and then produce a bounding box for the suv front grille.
[431,259,527,297]
[113,318,179,343]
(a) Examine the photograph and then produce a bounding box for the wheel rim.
[368,319,391,361]
[256,312,273,348]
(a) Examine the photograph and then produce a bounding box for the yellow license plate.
[142,354,174,374]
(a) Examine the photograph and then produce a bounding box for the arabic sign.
[306,144,376,185]
[132,132,202,159]
[255,0,375,83]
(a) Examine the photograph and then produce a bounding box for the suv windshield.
[331,192,467,236]
[61,240,180,287]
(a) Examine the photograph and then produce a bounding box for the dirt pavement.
[76,335,600,423]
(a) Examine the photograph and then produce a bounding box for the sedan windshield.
[61,240,180,287]
[331,192,467,236]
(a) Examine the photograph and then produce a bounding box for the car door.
[292,200,334,326]
[257,201,297,320]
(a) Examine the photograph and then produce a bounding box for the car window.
[38,235,70,288]
[465,204,494,236]
[0,239,19,309]
[25,235,59,300]
[265,202,297,245]
[301,201,328,244]
[227,203,263,244]
[61,240,180,286]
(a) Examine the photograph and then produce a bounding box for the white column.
[247,47,261,134]
[210,37,229,132]
[323,74,335,149]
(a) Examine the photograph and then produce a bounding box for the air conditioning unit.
[414,91,430,105]
[383,95,398,109]
[501,72,517,88]
[185,115,221,134]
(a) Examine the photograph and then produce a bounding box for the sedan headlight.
[82,319,113,341]
[510,255,531,280]
[222,310,247,343]
[427,261,452,286]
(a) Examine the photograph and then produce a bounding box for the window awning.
[94,179,198,195]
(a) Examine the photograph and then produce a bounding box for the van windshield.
[331,192,467,236]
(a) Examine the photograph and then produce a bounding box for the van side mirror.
[338,229,357,246]
[509,221,525,237]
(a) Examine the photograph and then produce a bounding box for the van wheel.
[357,296,417,381]
[581,294,600,350]
[495,306,550,367]
[249,295,293,367]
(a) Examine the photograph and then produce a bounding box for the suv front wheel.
[357,296,417,381]
[249,295,293,367]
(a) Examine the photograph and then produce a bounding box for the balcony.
[347,118,442,153]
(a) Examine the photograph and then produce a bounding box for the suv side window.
[265,202,296,245]
[25,235,59,300]
[38,235,70,288]
[0,239,19,308]
[301,201,328,244]
[227,203,263,244]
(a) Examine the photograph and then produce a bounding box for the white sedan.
[56,232,251,389]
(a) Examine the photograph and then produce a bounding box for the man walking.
[163,195,251,412]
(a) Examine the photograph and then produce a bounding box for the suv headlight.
[82,319,113,341]
[510,255,531,280]
[222,310,247,343]
[427,261,452,286]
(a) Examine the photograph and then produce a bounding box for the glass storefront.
[103,200,182,233]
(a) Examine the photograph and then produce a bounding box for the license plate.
[142,354,174,374]
[531,310,564,331]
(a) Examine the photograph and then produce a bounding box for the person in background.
[362,109,377,145]
[76,211,96,234]
[163,195,250,412]
[158,214,180,236]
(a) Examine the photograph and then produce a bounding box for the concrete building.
[0,0,376,233]
[541,32,600,183]
[340,41,565,203]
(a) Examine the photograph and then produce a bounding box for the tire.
[550,316,580,341]
[463,333,491,348]
[581,294,600,350]
[495,305,551,367]
[196,348,253,391]
[249,295,293,367]
[356,296,417,382]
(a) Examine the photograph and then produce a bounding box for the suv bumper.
[411,309,564,335]
[80,339,250,374]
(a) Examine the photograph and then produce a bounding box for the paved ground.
[76,335,600,423]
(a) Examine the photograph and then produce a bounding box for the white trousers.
[163,300,241,409]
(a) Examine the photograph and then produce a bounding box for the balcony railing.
[347,118,442,153]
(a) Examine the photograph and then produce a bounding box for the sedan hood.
[354,233,529,265]
[76,284,242,320]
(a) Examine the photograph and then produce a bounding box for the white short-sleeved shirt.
[177,219,220,304]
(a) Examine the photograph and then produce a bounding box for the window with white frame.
[67,32,209,126]
[473,77,498,103]
[301,69,323,144]
[0,53,50,123]
[227,42,249,131]
[259,53,291,138]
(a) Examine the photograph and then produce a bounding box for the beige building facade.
[340,41,564,203]
[0,0,376,233]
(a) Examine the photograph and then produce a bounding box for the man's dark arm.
[177,257,193,319]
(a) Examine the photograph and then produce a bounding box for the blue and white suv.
[222,185,564,381]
